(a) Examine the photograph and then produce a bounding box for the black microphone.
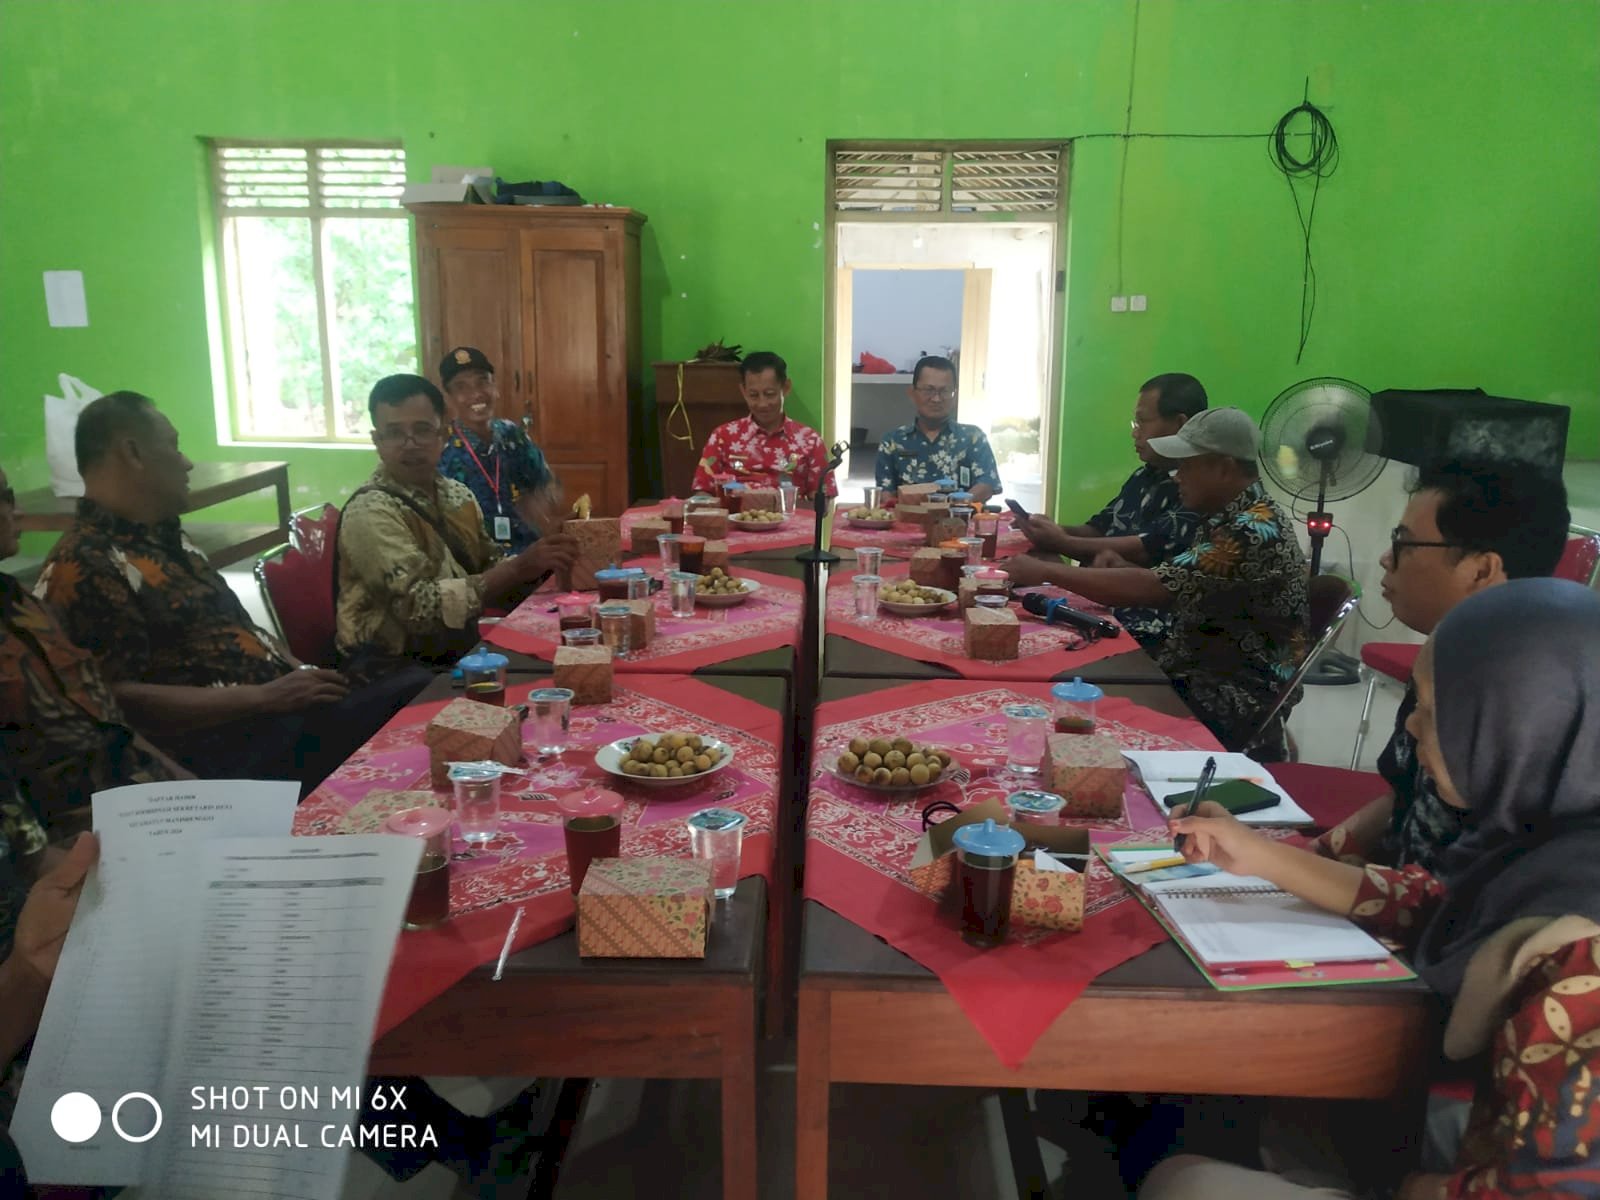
[1019,592,1121,638]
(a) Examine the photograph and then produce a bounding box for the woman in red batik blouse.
[1145,578,1600,1200]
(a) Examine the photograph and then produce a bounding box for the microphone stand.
[795,440,848,566]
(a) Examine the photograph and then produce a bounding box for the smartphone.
[1164,779,1281,817]
[1005,499,1030,521]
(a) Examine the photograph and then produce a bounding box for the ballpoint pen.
[1173,754,1217,853]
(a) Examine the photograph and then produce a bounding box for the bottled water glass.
[450,765,502,846]
[854,574,882,619]
[669,571,698,619]
[1001,703,1051,777]
[687,807,747,900]
[527,687,574,756]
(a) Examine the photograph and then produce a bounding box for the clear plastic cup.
[669,571,698,619]
[855,546,884,576]
[596,603,632,657]
[625,571,651,600]
[450,766,502,846]
[562,626,602,647]
[958,536,985,566]
[854,574,882,619]
[527,687,574,755]
[658,533,682,577]
[779,481,798,515]
[687,807,747,900]
[1001,703,1051,777]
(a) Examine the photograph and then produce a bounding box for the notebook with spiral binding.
[1103,847,1416,990]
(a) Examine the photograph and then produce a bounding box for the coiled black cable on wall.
[1270,90,1340,363]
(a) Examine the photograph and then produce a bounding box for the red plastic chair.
[255,503,340,667]
[1350,525,1600,767]
[1266,762,1392,833]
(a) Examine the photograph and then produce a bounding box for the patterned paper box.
[686,509,729,539]
[926,516,969,547]
[1011,858,1085,931]
[554,646,613,705]
[963,606,1020,661]
[624,598,656,649]
[425,697,521,790]
[958,576,979,609]
[337,789,438,834]
[629,517,671,556]
[898,483,940,503]
[897,503,932,529]
[577,856,712,958]
[1044,731,1126,818]
[909,548,949,586]
[702,539,731,570]
[741,487,780,513]
[562,517,622,591]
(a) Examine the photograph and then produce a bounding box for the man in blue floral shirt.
[1004,408,1307,759]
[1016,373,1207,646]
[875,356,1001,503]
[436,347,561,552]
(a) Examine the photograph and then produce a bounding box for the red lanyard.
[455,425,502,513]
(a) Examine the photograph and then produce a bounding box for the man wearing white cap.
[1005,408,1308,758]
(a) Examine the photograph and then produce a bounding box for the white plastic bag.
[44,373,101,497]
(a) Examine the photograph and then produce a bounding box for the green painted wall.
[3,0,1596,535]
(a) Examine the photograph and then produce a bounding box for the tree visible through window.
[210,141,417,443]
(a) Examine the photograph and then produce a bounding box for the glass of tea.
[386,806,453,930]
[1050,677,1103,734]
[678,535,707,575]
[459,647,508,705]
[556,593,593,633]
[559,787,625,894]
[952,818,1025,947]
[661,497,686,535]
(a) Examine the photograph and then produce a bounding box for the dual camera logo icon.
[50,1091,163,1144]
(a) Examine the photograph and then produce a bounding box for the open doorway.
[825,144,1066,513]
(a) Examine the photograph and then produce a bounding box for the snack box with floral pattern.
[686,508,730,540]
[577,856,713,958]
[629,516,670,555]
[1011,857,1085,931]
[1043,731,1126,818]
[425,698,521,790]
[562,516,622,591]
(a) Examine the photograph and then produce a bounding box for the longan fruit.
[869,738,892,757]
[927,761,943,779]
[891,767,911,786]
[872,767,893,785]
[652,747,670,764]
[855,765,875,782]
[650,763,668,777]
[666,763,683,777]
[849,737,870,756]
[909,763,931,785]
[838,752,860,773]
[694,754,712,771]
[906,753,926,768]
[863,752,883,770]
[884,750,906,769]
[675,746,695,763]
[689,735,704,750]
[892,738,914,755]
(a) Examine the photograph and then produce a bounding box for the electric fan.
[1259,377,1386,578]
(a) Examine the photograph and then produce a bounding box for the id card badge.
[959,466,971,488]
[493,515,513,543]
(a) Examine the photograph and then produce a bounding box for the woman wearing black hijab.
[1144,578,1600,1199]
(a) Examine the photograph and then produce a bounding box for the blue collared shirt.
[436,420,553,552]
[1086,464,1200,647]
[875,420,1002,494]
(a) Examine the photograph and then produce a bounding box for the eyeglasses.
[1389,527,1461,564]
[375,425,443,447]
[914,386,957,401]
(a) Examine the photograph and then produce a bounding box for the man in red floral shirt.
[690,352,837,500]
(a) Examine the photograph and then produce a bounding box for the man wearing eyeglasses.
[33,392,428,795]
[1315,460,1569,873]
[335,374,578,671]
[874,355,1001,504]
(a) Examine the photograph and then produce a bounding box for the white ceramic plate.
[694,579,760,608]
[879,587,955,617]
[826,751,967,794]
[594,735,737,789]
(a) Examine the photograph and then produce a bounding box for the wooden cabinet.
[653,361,748,500]
[409,204,645,516]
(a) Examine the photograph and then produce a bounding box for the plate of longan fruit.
[597,732,736,788]
[694,569,761,607]
[729,509,788,530]
[877,581,955,616]
[847,507,896,530]
[830,735,962,793]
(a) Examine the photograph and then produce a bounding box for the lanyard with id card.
[458,426,513,543]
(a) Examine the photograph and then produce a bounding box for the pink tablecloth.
[806,679,1222,1067]
[827,570,1133,681]
[295,675,782,1037]
[487,566,803,672]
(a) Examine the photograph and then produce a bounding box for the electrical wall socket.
[1130,294,1148,312]
[1110,295,1129,312]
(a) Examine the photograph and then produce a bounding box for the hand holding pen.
[1173,755,1217,853]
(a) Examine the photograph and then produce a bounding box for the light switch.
[1130,294,1148,312]
[1110,295,1129,313]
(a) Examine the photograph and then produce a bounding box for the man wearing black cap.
[436,347,561,553]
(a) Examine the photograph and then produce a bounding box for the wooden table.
[14,460,291,568]
[366,669,777,1200]
[794,677,1440,1200]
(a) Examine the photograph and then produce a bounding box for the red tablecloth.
[295,675,782,1037]
[827,571,1132,681]
[486,566,803,672]
[830,506,1031,559]
[805,680,1222,1067]
[621,503,817,553]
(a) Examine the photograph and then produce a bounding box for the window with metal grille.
[830,144,1065,216]
[210,140,417,444]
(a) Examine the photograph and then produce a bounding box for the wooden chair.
[255,503,340,667]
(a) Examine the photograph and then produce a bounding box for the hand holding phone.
[1005,499,1030,521]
